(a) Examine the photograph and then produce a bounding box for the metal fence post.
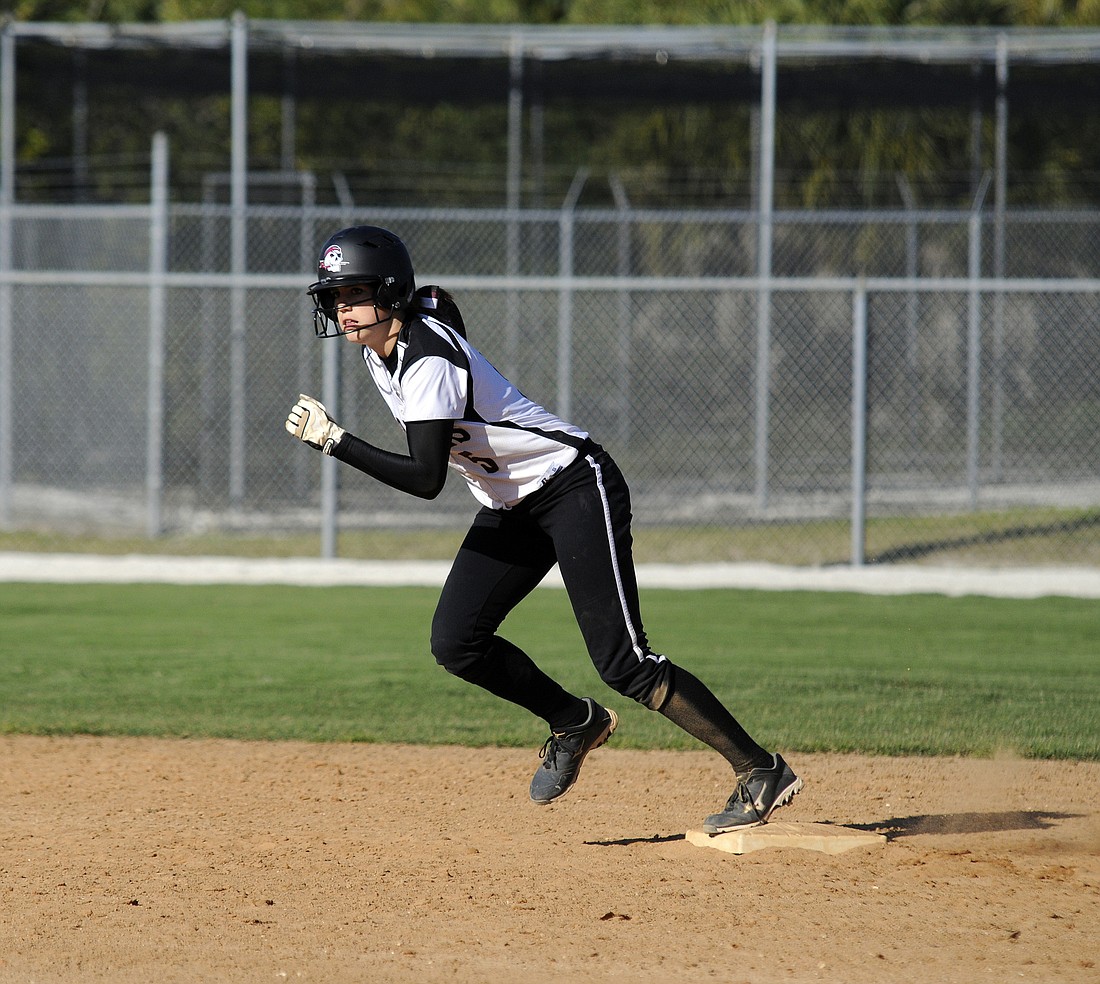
[320,333,339,559]
[228,11,248,510]
[992,35,1009,482]
[557,168,587,422]
[967,172,991,510]
[504,34,524,380]
[297,173,317,505]
[146,132,168,538]
[610,174,632,448]
[0,22,13,529]
[851,283,869,566]
[897,174,921,469]
[754,21,777,511]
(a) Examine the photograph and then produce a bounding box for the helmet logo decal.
[320,245,347,273]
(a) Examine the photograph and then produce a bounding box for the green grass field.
[3,582,1097,760]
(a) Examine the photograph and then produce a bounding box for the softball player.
[285,225,801,832]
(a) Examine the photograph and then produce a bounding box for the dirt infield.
[1,736,1097,983]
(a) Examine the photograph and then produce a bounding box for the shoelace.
[538,731,579,769]
[722,781,753,811]
[720,780,768,821]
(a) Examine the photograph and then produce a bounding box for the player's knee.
[597,656,673,710]
[429,621,490,680]
[430,629,469,675]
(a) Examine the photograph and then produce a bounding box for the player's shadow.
[845,810,1079,840]
[585,833,686,847]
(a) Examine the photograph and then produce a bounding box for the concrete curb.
[2,552,1099,598]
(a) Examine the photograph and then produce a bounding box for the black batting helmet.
[307,226,416,337]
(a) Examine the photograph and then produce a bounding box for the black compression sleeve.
[329,418,453,499]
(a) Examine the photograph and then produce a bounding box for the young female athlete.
[285,225,801,832]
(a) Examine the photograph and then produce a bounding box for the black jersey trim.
[489,419,589,451]
[398,315,479,422]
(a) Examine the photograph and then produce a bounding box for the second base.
[686,820,886,856]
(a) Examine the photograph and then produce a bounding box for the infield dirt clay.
[1,735,1097,983]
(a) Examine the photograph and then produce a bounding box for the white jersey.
[362,314,589,509]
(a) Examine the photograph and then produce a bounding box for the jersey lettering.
[451,426,500,473]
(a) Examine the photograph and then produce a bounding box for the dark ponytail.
[413,285,467,339]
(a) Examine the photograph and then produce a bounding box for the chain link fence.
[1,199,1098,567]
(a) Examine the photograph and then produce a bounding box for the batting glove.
[285,394,346,455]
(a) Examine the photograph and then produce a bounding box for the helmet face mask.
[307,226,416,337]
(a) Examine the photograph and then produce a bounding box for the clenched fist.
[285,394,346,455]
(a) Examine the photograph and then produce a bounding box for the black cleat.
[529,698,618,805]
[702,753,803,834]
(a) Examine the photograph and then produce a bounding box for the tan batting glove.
[285,394,346,455]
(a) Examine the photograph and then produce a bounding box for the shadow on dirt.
[847,810,1080,839]
[584,833,686,847]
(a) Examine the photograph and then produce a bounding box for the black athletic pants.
[430,442,673,721]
